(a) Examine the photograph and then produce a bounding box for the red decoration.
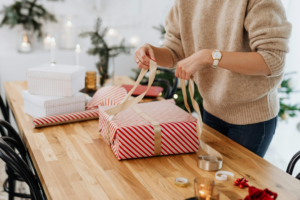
[234,178,249,189]
[244,186,278,200]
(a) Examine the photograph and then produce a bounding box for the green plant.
[153,24,166,39]
[0,0,58,38]
[278,72,300,120]
[79,17,133,86]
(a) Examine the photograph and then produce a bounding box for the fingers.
[134,44,157,70]
[176,61,192,80]
[139,49,151,67]
[135,50,149,69]
[148,48,156,61]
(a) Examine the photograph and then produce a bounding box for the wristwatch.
[211,49,222,68]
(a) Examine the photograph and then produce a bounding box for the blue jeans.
[203,109,277,157]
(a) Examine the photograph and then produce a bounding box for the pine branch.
[0,0,57,39]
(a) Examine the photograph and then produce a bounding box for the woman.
[134,0,292,157]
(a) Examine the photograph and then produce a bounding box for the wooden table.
[4,79,300,200]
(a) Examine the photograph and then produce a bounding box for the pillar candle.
[50,37,56,65]
[75,44,81,66]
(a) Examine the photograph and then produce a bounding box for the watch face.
[213,52,221,59]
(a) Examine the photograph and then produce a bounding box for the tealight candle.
[194,177,215,200]
[18,33,32,53]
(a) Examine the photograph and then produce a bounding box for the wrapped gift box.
[27,63,86,97]
[23,90,86,118]
[98,99,199,160]
[33,86,127,128]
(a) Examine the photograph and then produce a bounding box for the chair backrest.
[0,137,44,200]
[286,151,300,180]
[0,95,9,122]
[158,67,178,99]
[0,120,25,150]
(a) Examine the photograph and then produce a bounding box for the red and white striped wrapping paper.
[33,86,127,128]
[86,86,127,110]
[98,99,199,160]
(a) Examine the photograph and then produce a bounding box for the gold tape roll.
[174,177,189,187]
[198,155,222,171]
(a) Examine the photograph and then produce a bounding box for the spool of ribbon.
[215,170,234,181]
[197,155,222,171]
[174,177,189,187]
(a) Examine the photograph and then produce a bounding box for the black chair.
[0,137,44,200]
[137,67,178,99]
[0,120,42,199]
[286,151,300,180]
[0,95,9,122]
[0,95,10,136]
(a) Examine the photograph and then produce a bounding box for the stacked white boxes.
[23,63,86,118]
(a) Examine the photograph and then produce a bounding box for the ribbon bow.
[244,186,278,200]
[234,178,249,188]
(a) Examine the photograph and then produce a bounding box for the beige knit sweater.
[163,0,292,125]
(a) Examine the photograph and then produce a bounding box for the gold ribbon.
[131,106,161,156]
[105,60,162,155]
[180,79,223,171]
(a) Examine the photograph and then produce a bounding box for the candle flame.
[67,21,72,26]
[51,37,56,44]
[108,29,117,36]
[46,34,52,42]
[22,33,28,43]
[76,44,80,50]
[130,36,140,46]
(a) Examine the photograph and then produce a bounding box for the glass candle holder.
[194,177,216,200]
[85,71,97,92]
[18,30,33,53]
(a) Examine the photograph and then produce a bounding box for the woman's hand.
[135,44,157,69]
[175,49,213,80]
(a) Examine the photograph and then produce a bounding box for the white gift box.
[27,63,86,97]
[23,90,86,118]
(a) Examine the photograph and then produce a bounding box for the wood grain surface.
[4,79,300,200]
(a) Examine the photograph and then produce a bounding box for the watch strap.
[212,59,219,68]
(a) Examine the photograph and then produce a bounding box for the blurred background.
[0,0,299,198]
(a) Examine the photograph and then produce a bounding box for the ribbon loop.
[180,78,223,171]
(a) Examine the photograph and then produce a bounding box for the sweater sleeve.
[163,0,185,68]
[244,0,292,77]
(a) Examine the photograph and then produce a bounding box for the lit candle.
[50,37,56,65]
[106,28,118,47]
[129,35,140,46]
[75,44,81,66]
[61,19,76,49]
[43,34,52,50]
[18,33,31,53]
